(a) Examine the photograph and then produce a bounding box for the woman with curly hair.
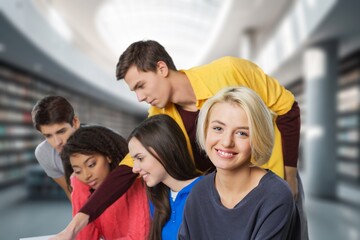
[61,125,150,240]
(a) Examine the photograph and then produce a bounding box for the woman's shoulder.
[189,172,214,193]
[260,171,293,201]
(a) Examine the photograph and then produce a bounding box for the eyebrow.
[71,155,93,168]
[210,120,249,129]
[211,120,225,125]
[56,127,67,133]
[132,81,142,91]
[42,127,67,136]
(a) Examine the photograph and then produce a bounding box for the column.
[303,40,338,199]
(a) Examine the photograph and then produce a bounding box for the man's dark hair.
[116,40,177,80]
[31,96,75,131]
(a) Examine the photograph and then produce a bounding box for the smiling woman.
[179,87,299,239]
[128,114,202,240]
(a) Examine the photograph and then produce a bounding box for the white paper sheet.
[19,235,54,240]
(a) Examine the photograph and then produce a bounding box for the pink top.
[71,176,150,240]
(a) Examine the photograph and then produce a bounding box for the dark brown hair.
[31,96,75,131]
[116,40,177,80]
[127,114,200,240]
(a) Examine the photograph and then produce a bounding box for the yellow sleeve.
[119,153,134,167]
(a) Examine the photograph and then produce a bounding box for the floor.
[306,196,360,240]
[0,185,71,240]
[1,180,360,240]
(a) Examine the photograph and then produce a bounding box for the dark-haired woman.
[61,126,150,240]
[128,114,203,240]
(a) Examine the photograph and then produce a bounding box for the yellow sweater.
[122,57,294,178]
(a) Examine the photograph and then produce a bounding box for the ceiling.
[31,0,293,72]
[0,0,293,114]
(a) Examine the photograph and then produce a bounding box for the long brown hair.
[128,114,200,240]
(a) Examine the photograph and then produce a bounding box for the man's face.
[39,117,80,153]
[124,64,172,109]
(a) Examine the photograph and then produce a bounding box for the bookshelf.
[337,51,360,185]
[0,61,143,198]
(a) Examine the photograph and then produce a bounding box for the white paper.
[19,235,54,240]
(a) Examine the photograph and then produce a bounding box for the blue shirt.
[149,176,203,240]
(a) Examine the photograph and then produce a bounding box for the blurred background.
[0,0,359,239]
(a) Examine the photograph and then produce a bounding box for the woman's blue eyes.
[237,131,248,137]
[212,126,222,131]
[212,126,248,137]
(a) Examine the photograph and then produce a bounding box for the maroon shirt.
[175,105,214,173]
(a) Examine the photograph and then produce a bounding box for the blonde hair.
[196,87,275,166]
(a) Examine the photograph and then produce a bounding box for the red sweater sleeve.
[79,165,138,222]
[275,101,301,167]
[71,177,101,240]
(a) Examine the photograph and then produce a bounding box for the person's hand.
[284,166,298,200]
[49,212,89,240]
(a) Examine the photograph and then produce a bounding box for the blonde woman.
[179,87,298,240]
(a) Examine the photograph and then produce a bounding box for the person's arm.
[284,166,298,199]
[250,61,301,198]
[246,60,301,198]
[276,101,301,199]
[53,176,71,201]
[79,164,138,222]
[68,177,100,240]
[255,187,296,240]
[51,163,138,239]
[231,59,301,194]
[255,204,295,240]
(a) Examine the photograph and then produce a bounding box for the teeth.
[217,150,234,157]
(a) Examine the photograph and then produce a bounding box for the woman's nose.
[83,169,92,179]
[221,132,235,148]
[132,160,141,173]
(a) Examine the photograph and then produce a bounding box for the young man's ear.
[73,116,81,129]
[157,61,169,77]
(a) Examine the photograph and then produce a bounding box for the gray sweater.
[35,140,64,178]
[178,171,296,240]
